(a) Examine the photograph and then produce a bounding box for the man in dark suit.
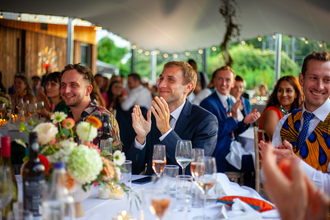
[127,61,218,175]
[200,66,260,172]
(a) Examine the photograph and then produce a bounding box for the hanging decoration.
[219,0,241,67]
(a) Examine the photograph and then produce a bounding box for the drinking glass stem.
[203,192,206,217]
[182,167,185,175]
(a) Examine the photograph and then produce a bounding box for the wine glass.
[150,189,171,220]
[27,103,36,117]
[191,148,204,208]
[175,140,192,175]
[152,145,166,177]
[193,156,217,220]
[0,166,14,212]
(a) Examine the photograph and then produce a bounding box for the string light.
[34,16,37,21]
[163,54,168,58]
[156,50,160,54]
[61,17,64,22]
[258,37,262,41]
[173,54,178,58]
[17,14,21,21]
[272,34,276,39]
[49,17,52,22]
[198,49,203,54]
[185,52,190,56]
[94,26,102,31]
[138,49,143,53]
[319,43,323,48]
[305,39,308,44]
[131,45,136,50]
[212,47,216,51]
[241,41,246,45]
[145,51,149,55]
[0,13,4,19]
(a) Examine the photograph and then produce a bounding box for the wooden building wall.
[0,19,97,90]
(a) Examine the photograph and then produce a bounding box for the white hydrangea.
[76,122,98,142]
[66,145,103,184]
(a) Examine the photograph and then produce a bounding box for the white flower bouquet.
[17,112,127,193]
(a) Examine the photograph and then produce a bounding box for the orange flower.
[65,173,77,191]
[86,116,102,129]
[62,118,75,130]
[100,157,117,181]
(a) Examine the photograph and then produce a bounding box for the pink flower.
[62,118,75,130]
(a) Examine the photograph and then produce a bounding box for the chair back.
[253,126,266,193]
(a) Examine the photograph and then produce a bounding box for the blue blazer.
[127,101,218,175]
[200,92,249,172]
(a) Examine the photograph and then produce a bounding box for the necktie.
[297,111,314,149]
[226,97,232,116]
[169,115,174,126]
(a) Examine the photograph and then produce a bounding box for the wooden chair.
[253,126,266,194]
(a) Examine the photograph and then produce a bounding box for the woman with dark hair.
[106,80,124,114]
[37,72,70,118]
[230,75,251,117]
[12,74,35,105]
[259,75,303,141]
[90,80,106,107]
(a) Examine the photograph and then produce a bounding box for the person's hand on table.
[261,141,329,220]
[243,109,260,124]
[150,96,171,135]
[132,105,151,145]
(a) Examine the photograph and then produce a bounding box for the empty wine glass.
[175,140,192,175]
[191,148,204,208]
[0,166,14,211]
[193,156,217,220]
[152,145,166,177]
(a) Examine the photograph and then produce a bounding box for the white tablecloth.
[238,127,254,153]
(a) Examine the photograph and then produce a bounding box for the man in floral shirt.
[60,63,120,146]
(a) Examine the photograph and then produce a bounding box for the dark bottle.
[22,132,45,220]
[98,114,113,152]
[0,136,18,220]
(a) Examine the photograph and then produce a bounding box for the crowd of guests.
[1,53,329,219]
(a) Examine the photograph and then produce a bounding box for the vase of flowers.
[17,112,127,218]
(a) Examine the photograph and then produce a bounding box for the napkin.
[225,140,255,170]
[5,122,19,131]
[224,198,263,220]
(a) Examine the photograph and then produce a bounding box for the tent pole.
[131,48,135,73]
[66,17,74,65]
[274,33,282,83]
[203,48,207,74]
[150,50,157,85]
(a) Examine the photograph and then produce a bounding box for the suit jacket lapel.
[212,92,227,119]
[174,101,191,137]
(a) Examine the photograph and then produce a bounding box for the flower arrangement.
[17,112,127,193]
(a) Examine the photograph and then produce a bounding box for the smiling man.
[272,51,330,176]
[200,66,260,173]
[60,63,120,145]
[127,61,218,175]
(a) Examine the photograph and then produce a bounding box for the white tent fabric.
[1,0,330,53]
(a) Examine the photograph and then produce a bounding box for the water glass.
[121,160,132,188]
[162,165,179,201]
[0,166,14,210]
[175,175,192,212]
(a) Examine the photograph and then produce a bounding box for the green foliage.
[207,44,300,89]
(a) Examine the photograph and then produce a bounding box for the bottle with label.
[98,114,113,157]
[22,132,45,220]
[0,136,18,219]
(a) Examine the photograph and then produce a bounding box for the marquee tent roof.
[1,0,329,53]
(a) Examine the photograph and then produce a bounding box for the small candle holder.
[98,187,110,199]
[112,210,136,220]
[110,183,124,200]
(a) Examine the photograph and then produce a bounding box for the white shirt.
[134,101,186,150]
[191,88,213,105]
[272,98,330,196]
[121,85,152,111]
[215,89,244,122]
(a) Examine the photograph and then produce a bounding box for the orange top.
[258,106,284,141]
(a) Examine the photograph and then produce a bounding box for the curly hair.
[60,63,94,86]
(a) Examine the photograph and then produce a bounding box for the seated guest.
[60,63,121,146]
[37,72,70,119]
[259,75,302,141]
[200,66,260,172]
[91,80,106,107]
[257,82,269,97]
[105,81,124,114]
[261,141,329,220]
[31,75,41,97]
[12,74,35,105]
[191,70,216,105]
[94,73,105,93]
[272,51,330,191]
[121,73,152,111]
[127,61,218,175]
[230,75,251,117]
[188,59,209,89]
